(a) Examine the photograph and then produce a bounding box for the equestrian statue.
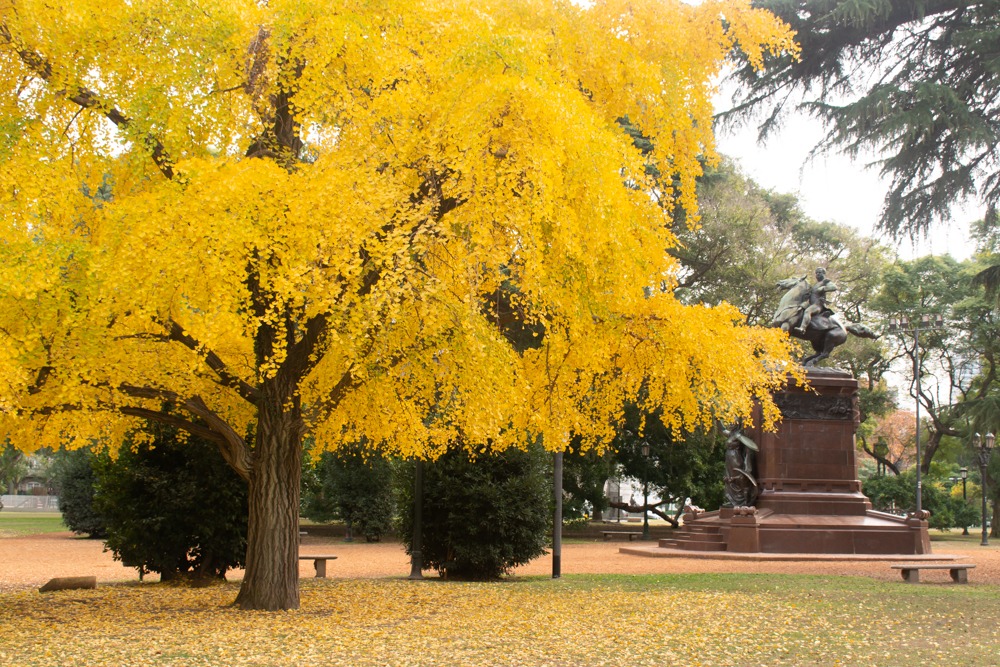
[770,267,879,366]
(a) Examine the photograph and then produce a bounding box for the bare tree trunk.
[607,499,678,527]
[234,382,302,611]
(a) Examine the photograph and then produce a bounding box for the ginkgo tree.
[0,0,798,610]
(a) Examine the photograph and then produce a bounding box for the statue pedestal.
[664,368,930,555]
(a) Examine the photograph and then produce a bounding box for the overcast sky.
[713,106,983,262]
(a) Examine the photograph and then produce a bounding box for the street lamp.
[640,441,650,541]
[976,432,995,547]
[887,314,944,515]
[875,437,889,477]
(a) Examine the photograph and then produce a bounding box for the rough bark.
[233,379,303,611]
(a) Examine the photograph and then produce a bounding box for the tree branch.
[119,407,229,446]
[154,318,260,406]
[858,434,900,476]
[117,384,252,480]
[0,23,175,180]
[607,499,678,528]
[283,313,329,381]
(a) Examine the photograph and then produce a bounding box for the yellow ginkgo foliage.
[0,0,798,609]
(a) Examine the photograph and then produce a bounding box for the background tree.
[609,405,725,525]
[561,445,617,521]
[398,444,550,580]
[725,0,1000,239]
[673,159,892,325]
[861,410,916,476]
[0,0,797,609]
[0,443,26,496]
[301,446,396,542]
[863,470,979,531]
[674,160,899,472]
[669,159,797,321]
[874,256,1000,472]
[52,447,106,537]
[93,424,249,581]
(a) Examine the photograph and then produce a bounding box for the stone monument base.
[660,507,930,555]
[658,368,930,556]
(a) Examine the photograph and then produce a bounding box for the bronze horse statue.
[771,277,878,366]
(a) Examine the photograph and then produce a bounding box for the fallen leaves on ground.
[0,576,998,666]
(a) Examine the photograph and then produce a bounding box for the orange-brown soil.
[2,531,998,593]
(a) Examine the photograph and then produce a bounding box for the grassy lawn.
[0,512,65,538]
[0,573,996,666]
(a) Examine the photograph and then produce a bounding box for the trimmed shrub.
[93,425,248,581]
[399,443,549,580]
[302,446,396,542]
[54,447,106,538]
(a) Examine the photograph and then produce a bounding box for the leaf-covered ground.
[1,574,997,667]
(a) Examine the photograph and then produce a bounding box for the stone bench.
[601,531,642,541]
[299,554,337,578]
[891,563,975,584]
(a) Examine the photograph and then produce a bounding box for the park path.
[2,531,999,593]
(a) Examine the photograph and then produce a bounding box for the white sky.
[712,102,984,262]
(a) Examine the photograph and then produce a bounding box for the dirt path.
[3,532,999,593]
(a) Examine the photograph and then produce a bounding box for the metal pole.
[408,459,424,579]
[914,327,922,515]
[981,457,989,547]
[981,441,990,547]
[962,467,969,535]
[553,452,563,578]
[616,478,621,523]
[642,474,649,540]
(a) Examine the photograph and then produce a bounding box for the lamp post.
[408,459,424,580]
[641,441,650,541]
[888,314,944,515]
[875,437,889,477]
[977,433,995,547]
[961,466,969,535]
[553,451,563,578]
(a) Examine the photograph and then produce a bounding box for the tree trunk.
[234,382,302,611]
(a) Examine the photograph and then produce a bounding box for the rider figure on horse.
[794,267,837,335]
[771,266,877,366]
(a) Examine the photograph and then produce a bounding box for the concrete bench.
[299,554,337,578]
[891,563,975,584]
[601,531,642,541]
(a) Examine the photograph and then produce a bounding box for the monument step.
[667,538,728,552]
[663,525,727,551]
[676,530,724,540]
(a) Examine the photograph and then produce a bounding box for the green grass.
[929,528,992,544]
[0,512,66,537]
[1,573,997,666]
